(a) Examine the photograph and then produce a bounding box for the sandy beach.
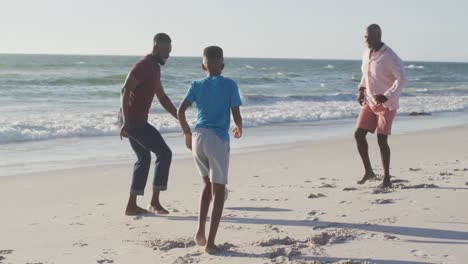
[1,123,468,264]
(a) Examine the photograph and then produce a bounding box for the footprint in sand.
[96,259,114,263]
[141,238,196,251]
[411,249,430,259]
[269,247,301,259]
[256,236,300,247]
[308,193,326,199]
[409,168,422,172]
[171,254,199,264]
[0,250,14,264]
[372,199,394,204]
[319,183,336,188]
[72,242,89,247]
[343,187,358,191]
[384,234,398,240]
[266,225,282,233]
[69,222,85,226]
[439,172,453,176]
[396,183,439,189]
[372,188,393,194]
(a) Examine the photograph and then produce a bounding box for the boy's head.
[202,46,224,76]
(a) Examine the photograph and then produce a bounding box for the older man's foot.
[357,172,377,184]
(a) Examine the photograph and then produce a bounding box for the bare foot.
[205,243,220,255]
[377,178,393,189]
[357,172,377,184]
[147,204,170,215]
[125,206,148,216]
[195,232,207,246]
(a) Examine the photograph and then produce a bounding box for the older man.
[355,24,407,188]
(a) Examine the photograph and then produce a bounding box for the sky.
[1,0,467,62]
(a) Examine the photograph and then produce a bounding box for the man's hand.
[374,94,388,104]
[184,133,192,150]
[120,122,128,140]
[232,125,242,139]
[357,87,366,105]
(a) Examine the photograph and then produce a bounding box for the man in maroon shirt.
[119,33,178,216]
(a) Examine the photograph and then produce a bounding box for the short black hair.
[153,33,171,44]
[203,46,223,60]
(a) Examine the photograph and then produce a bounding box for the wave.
[242,93,356,104]
[324,65,335,69]
[405,65,425,69]
[2,95,468,144]
[3,74,127,86]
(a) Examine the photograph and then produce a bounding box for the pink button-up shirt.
[359,44,407,111]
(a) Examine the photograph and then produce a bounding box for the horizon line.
[0,52,467,64]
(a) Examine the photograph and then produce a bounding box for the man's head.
[365,24,382,49]
[202,46,224,76]
[152,33,172,65]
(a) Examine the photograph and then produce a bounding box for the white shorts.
[192,128,230,185]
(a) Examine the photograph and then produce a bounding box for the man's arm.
[155,79,177,119]
[357,53,367,105]
[231,106,243,138]
[357,75,366,105]
[383,54,407,101]
[177,99,192,150]
[120,73,139,139]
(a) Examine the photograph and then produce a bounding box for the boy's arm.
[231,106,243,138]
[120,73,139,139]
[177,99,192,150]
[155,79,178,119]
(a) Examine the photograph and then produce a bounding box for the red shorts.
[356,104,397,135]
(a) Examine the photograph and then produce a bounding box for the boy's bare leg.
[195,176,212,246]
[125,194,148,216]
[205,183,225,254]
[148,191,170,215]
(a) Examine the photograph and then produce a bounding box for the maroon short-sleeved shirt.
[127,55,162,122]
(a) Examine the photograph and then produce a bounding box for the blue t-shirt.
[184,76,242,142]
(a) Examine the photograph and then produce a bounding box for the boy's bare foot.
[205,243,220,255]
[357,172,377,184]
[195,232,207,246]
[125,206,148,216]
[147,204,170,215]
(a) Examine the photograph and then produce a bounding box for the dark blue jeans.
[126,122,172,195]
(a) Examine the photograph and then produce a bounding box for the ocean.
[1,54,468,176]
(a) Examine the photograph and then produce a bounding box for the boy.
[177,46,243,254]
